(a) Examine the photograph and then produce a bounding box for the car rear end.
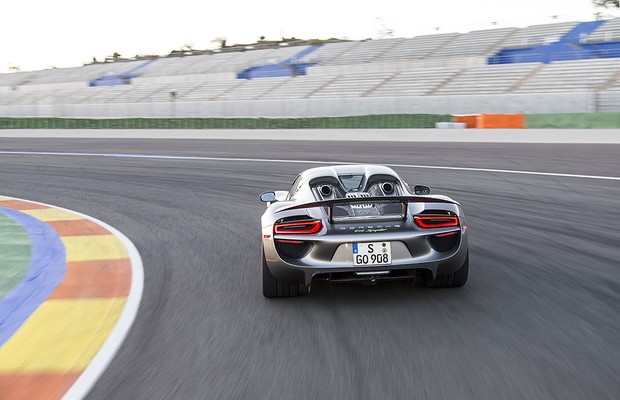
[262,197,468,288]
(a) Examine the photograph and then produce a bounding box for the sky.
[2,0,619,72]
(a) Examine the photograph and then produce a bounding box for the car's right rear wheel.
[426,252,469,288]
[262,250,300,298]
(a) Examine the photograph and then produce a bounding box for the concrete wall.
[0,92,595,118]
[597,91,620,112]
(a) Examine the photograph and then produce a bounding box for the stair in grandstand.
[236,46,321,79]
[89,60,154,87]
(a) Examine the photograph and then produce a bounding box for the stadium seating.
[2,18,620,116]
[375,34,458,62]
[216,77,291,100]
[259,75,337,99]
[512,58,620,93]
[503,21,578,48]
[319,39,405,65]
[488,20,617,64]
[367,67,462,97]
[585,17,620,42]
[433,63,539,95]
[297,41,360,65]
[430,28,516,58]
[308,72,395,98]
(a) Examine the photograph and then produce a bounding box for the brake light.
[275,239,304,244]
[435,231,459,237]
[414,215,459,228]
[274,220,323,234]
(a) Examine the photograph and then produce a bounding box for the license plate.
[352,242,392,266]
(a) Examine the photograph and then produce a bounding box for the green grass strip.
[526,112,620,129]
[0,114,453,129]
[0,212,32,300]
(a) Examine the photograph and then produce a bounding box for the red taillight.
[274,220,323,234]
[414,215,459,229]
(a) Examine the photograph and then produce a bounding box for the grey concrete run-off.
[0,128,619,143]
[0,138,618,399]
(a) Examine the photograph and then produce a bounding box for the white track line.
[1,195,144,400]
[1,150,619,181]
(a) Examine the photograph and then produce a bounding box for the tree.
[594,0,620,8]
[211,37,227,48]
[375,17,394,39]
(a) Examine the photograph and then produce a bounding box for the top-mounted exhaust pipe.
[320,185,332,196]
[381,182,394,194]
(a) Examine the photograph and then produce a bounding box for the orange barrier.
[453,115,478,128]
[453,114,525,128]
[476,113,525,129]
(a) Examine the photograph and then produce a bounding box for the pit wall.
[1,113,620,129]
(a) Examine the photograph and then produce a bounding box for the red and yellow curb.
[0,197,142,400]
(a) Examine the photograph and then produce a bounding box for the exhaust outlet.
[320,185,332,196]
[381,182,394,194]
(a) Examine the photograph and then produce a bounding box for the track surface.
[0,138,619,399]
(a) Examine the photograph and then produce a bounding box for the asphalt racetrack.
[1,135,619,399]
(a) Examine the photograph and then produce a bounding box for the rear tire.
[262,250,300,298]
[427,252,468,288]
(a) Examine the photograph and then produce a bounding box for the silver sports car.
[259,165,469,298]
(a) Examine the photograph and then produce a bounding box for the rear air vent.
[275,240,312,259]
[428,231,460,252]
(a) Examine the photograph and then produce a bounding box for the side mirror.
[413,185,431,195]
[259,191,277,203]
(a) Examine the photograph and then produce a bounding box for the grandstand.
[503,21,578,48]
[2,18,620,117]
[585,17,620,42]
[429,27,516,58]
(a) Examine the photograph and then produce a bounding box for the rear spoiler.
[276,196,458,223]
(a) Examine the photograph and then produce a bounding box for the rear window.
[339,175,364,190]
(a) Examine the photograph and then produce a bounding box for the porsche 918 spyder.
[259,165,468,298]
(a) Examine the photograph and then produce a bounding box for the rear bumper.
[262,229,468,286]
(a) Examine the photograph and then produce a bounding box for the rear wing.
[276,196,458,223]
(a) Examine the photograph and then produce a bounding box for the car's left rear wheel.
[262,249,300,298]
[426,252,469,288]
